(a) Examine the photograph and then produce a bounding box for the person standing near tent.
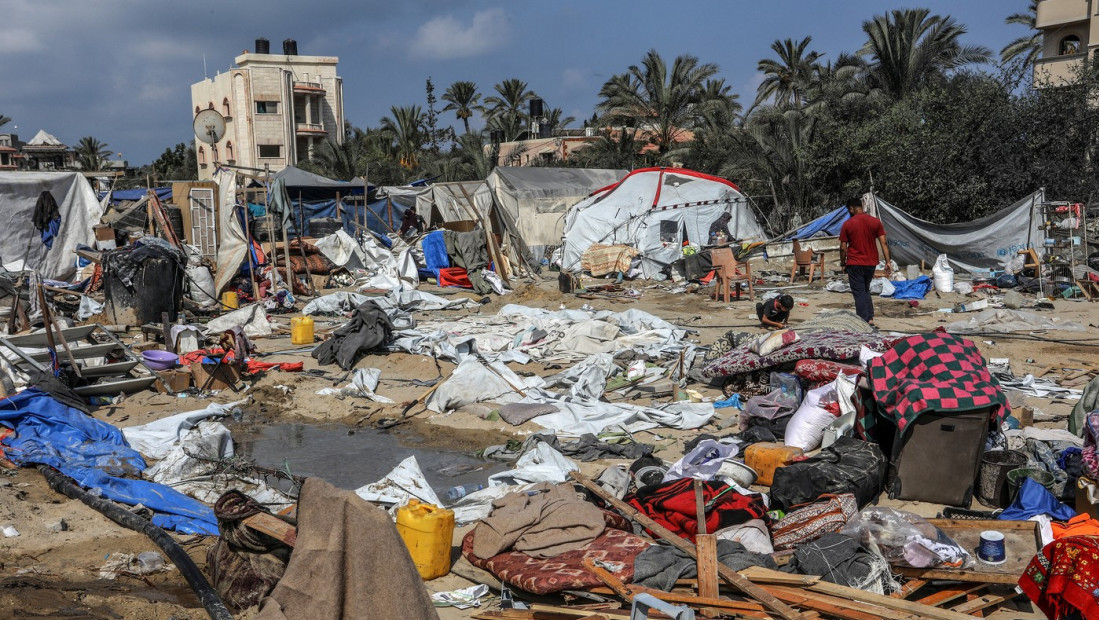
[839,196,891,326]
[399,208,425,238]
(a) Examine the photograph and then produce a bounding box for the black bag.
[770,437,887,511]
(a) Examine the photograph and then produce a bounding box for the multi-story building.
[1034,0,1099,86]
[190,38,345,180]
[0,134,19,170]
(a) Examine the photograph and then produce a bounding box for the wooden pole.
[569,470,809,620]
[457,183,510,286]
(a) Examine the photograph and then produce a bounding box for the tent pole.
[264,164,279,278]
[297,192,315,294]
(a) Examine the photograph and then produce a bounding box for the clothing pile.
[312,300,395,370]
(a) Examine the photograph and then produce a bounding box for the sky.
[0,0,1033,166]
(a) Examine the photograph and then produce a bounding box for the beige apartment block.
[1034,0,1099,86]
[190,39,345,180]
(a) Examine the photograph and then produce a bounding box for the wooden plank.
[527,606,630,619]
[762,585,900,620]
[895,567,1020,586]
[892,579,929,599]
[697,534,720,600]
[949,595,1006,615]
[243,512,297,547]
[916,585,985,608]
[569,471,811,620]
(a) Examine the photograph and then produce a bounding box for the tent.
[0,171,103,280]
[269,166,370,236]
[787,205,848,240]
[561,168,764,277]
[869,190,1043,274]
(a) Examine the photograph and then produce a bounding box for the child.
[756,294,794,330]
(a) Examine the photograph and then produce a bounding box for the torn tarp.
[946,309,1086,334]
[354,455,443,507]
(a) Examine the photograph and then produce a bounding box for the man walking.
[839,196,891,326]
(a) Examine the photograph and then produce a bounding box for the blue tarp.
[421,230,449,280]
[0,389,217,534]
[787,206,848,240]
[999,477,1076,521]
[99,187,172,206]
[890,275,933,300]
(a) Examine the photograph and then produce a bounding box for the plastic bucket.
[1006,467,1055,504]
[976,450,1028,508]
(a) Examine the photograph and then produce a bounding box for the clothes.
[33,190,61,249]
[104,236,187,289]
[255,478,439,620]
[1019,536,1099,620]
[633,540,777,591]
[472,482,606,559]
[769,437,887,511]
[839,213,885,266]
[535,433,654,462]
[846,264,876,322]
[625,478,768,541]
[443,229,492,295]
[756,298,790,325]
[1050,513,1099,540]
[999,477,1076,522]
[782,532,896,594]
[311,300,395,370]
[207,491,291,611]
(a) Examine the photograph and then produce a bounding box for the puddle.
[232,423,508,496]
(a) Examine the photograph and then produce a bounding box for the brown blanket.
[472,482,606,560]
[581,243,638,277]
[255,478,438,620]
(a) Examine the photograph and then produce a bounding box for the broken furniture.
[887,408,991,507]
[709,247,753,303]
[789,240,825,284]
[0,324,158,396]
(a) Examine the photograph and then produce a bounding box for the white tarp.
[212,168,248,295]
[869,190,1043,275]
[0,171,103,280]
[487,167,626,247]
[561,168,764,277]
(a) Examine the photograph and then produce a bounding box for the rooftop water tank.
[255,38,270,54]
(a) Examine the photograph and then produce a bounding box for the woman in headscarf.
[708,212,732,244]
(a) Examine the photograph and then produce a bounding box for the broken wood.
[569,471,810,620]
[242,512,296,547]
[696,534,720,601]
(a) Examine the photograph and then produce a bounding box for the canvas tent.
[868,190,1043,274]
[561,167,764,277]
[269,166,369,236]
[0,171,103,280]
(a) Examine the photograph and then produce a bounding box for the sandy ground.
[2,260,1097,618]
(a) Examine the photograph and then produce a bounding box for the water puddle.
[232,423,508,496]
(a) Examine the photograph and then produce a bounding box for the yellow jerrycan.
[396,499,455,580]
[290,316,314,345]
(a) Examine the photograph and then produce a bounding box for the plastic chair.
[710,247,753,302]
[789,240,825,283]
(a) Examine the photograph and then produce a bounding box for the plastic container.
[977,450,1028,508]
[744,442,803,487]
[906,265,919,280]
[221,291,239,310]
[1006,467,1055,503]
[291,316,314,345]
[395,499,455,580]
[444,483,484,502]
[142,350,180,370]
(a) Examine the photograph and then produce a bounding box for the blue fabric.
[999,477,1076,521]
[787,206,849,240]
[714,394,743,410]
[421,230,449,279]
[40,217,60,249]
[99,187,171,205]
[890,275,933,300]
[0,390,217,535]
[247,202,267,217]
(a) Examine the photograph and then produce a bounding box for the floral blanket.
[701,330,896,378]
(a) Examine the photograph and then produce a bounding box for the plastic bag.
[785,382,840,451]
[932,254,954,293]
[662,439,740,483]
[743,387,800,423]
[840,507,973,569]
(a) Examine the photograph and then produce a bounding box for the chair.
[790,240,825,283]
[710,247,753,302]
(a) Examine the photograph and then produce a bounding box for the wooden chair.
[790,240,825,283]
[710,247,754,302]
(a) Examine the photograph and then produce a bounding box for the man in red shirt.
[839,196,891,326]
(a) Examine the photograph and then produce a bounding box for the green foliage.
[441,81,483,135]
[151,142,197,180]
[75,136,111,171]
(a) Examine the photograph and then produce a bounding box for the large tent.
[269,166,370,236]
[561,168,764,277]
[0,171,103,280]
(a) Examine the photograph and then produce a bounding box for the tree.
[596,49,720,156]
[151,142,197,180]
[379,105,427,169]
[1001,1,1041,70]
[483,78,537,141]
[570,128,646,170]
[543,107,577,134]
[75,136,111,171]
[441,80,483,135]
[755,37,823,108]
[0,114,10,129]
[859,8,991,101]
[306,134,369,181]
[444,131,493,181]
[424,77,448,154]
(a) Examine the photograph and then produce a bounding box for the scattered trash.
[2,525,20,537]
[431,584,491,609]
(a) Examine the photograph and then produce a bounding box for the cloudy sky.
[1,0,1028,165]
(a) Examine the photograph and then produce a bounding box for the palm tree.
[0,115,10,129]
[755,37,823,108]
[543,107,577,134]
[1001,1,1041,69]
[483,78,537,141]
[859,8,991,101]
[441,81,483,135]
[447,131,493,180]
[379,105,427,169]
[309,135,368,181]
[571,127,645,170]
[596,49,720,155]
[75,136,111,171]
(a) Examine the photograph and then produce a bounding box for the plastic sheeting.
[945,309,1086,334]
[0,171,103,280]
[212,168,248,295]
[487,167,626,247]
[121,402,237,459]
[0,389,217,534]
[786,205,848,240]
[354,455,443,507]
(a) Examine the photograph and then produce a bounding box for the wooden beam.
[243,512,297,547]
[696,534,720,600]
[892,579,928,599]
[916,585,985,608]
[949,595,1006,615]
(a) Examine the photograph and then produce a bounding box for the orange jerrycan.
[396,499,455,580]
[744,442,804,486]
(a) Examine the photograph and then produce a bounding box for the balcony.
[295,122,326,135]
[293,80,326,95]
[1036,0,1089,28]
[1034,52,1086,87]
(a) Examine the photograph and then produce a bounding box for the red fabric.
[438,267,472,288]
[245,360,303,373]
[1020,535,1099,620]
[624,478,768,542]
[839,213,885,266]
[179,348,232,365]
[794,359,864,383]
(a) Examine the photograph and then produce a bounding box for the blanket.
[472,482,607,559]
[859,333,1009,438]
[702,330,896,378]
[255,478,438,620]
[581,243,639,277]
[1020,535,1099,620]
[625,478,768,541]
[311,300,395,370]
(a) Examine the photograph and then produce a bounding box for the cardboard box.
[94,225,115,242]
[155,369,193,394]
[189,362,241,391]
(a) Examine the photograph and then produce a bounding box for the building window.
[1061,35,1081,56]
[258,145,282,158]
[222,98,231,117]
[256,101,279,114]
[197,146,206,166]
[226,141,234,161]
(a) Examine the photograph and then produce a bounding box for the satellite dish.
[193,109,226,144]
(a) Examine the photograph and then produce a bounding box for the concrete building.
[1034,0,1098,86]
[190,38,345,180]
[0,134,20,170]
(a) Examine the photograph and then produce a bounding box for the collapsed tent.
[561,168,764,278]
[869,190,1044,274]
[787,205,848,240]
[0,171,103,279]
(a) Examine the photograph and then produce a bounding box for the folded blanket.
[634,540,777,591]
[472,482,606,559]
